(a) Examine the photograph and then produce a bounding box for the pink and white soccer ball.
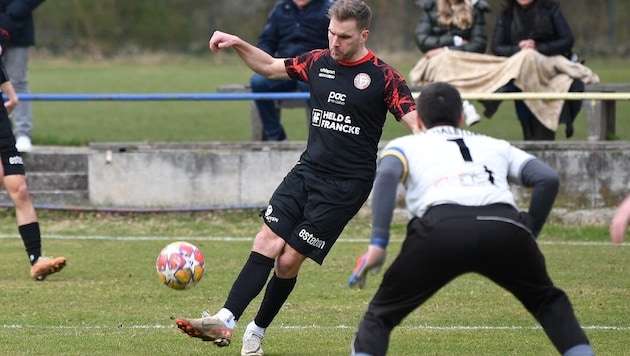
[156,241,205,290]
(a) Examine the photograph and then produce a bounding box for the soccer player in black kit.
[0,32,66,281]
[176,1,421,355]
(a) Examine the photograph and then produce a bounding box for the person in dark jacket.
[490,0,583,141]
[415,0,491,57]
[251,0,334,141]
[0,0,46,152]
[414,0,491,126]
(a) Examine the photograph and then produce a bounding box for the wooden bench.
[217,84,309,141]
[412,83,630,141]
[583,83,630,140]
[219,83,630,141]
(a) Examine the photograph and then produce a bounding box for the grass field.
[0,209,628,355]
[26,53,630,145]
[6,53,630,354]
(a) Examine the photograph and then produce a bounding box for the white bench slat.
[412,92,630,100]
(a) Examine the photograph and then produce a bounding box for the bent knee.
[6,177,30,203]
[252,225,285,256]
[275,246,306,278]
[250,74,270,91]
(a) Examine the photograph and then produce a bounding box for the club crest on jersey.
[354,73,371,90]
[264,204,279,223]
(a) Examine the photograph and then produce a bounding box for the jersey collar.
[338,50,374,66]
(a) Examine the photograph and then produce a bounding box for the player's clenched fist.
[208,31,239,52]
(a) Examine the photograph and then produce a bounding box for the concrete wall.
[87,141,630,210]
[88,142,300,208]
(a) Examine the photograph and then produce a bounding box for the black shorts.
[260,166,373,265]
[0,145,25,176]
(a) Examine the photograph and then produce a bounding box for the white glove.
[348,244,386,289]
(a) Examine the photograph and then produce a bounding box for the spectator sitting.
[490,0,584,140]
[251,0,334,141]
[414,0,492,126]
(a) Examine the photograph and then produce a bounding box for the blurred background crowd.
[32,0,628,58]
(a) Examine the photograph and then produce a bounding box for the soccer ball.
[156,241,205,290]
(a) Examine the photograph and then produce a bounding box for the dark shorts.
[1,145,25,176]
[260,166,373,265]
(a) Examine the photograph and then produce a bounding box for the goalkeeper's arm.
[519,158,560,238]
[348,154,404,288]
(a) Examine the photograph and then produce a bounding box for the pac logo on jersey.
[354,73,371,90]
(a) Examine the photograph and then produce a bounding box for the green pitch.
[28,55,630,145]
[0,209,627,355]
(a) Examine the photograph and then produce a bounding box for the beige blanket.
[409,49,600,131]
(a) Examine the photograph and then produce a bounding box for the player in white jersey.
[349,82,594,356]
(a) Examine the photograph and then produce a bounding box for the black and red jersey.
[285,49,416,181]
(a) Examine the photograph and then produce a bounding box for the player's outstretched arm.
[349,155,404,288]
[610,195,630,245]
[208,30,290,80]
[519,158,559,238]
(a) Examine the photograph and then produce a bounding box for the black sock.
[254,273,297,328]
[19,222,41,266]
[223,251,275,320]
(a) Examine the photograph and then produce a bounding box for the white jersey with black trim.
[381,126,535,218]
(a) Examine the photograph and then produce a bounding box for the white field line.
[0,234,626,246]
[1,324,629,331]
[0,234,627,332]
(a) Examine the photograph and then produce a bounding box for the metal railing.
[11,92,630,101]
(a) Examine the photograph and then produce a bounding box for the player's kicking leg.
[30,256,66,281]
[176,311,232,347]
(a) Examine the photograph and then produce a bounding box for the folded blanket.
[409,49,600,131]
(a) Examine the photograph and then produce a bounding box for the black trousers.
[514,79,585,140]
[353,204,589,356]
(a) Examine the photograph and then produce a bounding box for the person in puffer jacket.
[415,0,492,56]
[413,0,492,127]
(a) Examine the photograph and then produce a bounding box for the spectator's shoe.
[30,256,66,281]
[241,327,264,356]
[463,100,481,126]
[15,136,32,153]
[480,100,501,119]
[176,311,232,347]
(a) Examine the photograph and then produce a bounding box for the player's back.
[383,126,534,218]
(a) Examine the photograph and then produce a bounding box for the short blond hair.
[328,0,372,30]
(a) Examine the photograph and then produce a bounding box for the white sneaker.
[241,324,264,356]
[15,135,32,153]
[463,100,481,126]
